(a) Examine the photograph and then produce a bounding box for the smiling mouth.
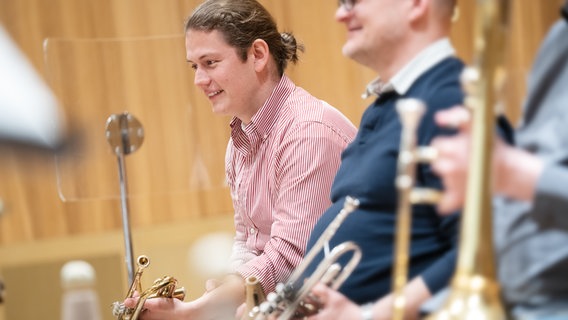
[207,90,224,98]
[347,26,362,34]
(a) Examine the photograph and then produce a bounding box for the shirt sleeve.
[235,121,351,294]
[415,103,513,294]
[229,216,257,271]
[530,163,568,229]
[419,214,459,294]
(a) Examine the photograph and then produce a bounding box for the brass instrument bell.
[426,0,510,319]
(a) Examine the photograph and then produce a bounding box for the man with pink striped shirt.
[124,0,356,319]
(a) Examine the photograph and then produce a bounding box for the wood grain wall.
[0,0,563,320]
[1,0,562,246]
[0,1,564,316]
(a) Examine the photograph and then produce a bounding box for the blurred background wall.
[0,0,563,319]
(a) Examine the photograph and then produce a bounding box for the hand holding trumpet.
[121,284,189,320]
[121,273,245,320]
[430,106,542,214]
[302,276,431,320]
[112,255,187,320]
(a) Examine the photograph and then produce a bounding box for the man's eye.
[206,60,217,66]
[190,64,198,70]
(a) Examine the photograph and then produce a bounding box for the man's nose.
[194,68,210,86]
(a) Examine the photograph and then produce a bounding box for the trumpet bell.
[426,273,506,320]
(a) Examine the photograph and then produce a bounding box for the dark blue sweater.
[302,57,473,304]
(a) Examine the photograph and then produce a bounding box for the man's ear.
[250,39,270,72]
[408,0,430,22]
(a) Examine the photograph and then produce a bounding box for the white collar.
[362,38,456,99]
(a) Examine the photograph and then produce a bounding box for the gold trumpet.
[112,255,186,320]
[426,0,510,319]
[254,196,361,320]
[391,98,441,320]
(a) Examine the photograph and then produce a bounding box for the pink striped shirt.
[226,76,356,294]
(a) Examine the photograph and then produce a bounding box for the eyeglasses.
[337,0,358,11]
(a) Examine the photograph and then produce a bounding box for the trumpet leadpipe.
[391,98,428,320]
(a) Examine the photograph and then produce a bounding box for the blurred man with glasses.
[430,2,568,319]
[300,0,510,319]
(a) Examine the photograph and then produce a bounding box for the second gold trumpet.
[254,196,361,320]
[391,98,441,320]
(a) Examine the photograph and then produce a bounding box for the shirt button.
[249,227,257,235]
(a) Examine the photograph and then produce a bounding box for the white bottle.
[60,260,102,320]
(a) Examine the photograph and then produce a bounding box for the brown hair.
[185,0,304,76]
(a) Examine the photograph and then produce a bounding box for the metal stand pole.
[105,112,144,285]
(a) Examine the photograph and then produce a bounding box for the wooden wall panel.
[450,0,564,123]
[0,0,565,319]
[0,0,234,245]
[0,0,564,249]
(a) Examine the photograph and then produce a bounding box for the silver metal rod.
[117,152,135,285]
[106,112,144,286]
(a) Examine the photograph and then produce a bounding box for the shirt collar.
[230,75,294,154]
[362,38,456,99]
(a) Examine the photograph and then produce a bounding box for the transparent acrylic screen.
[44,35,230,202]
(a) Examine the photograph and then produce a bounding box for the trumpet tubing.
[392,98,442,320]
[275,241,362,320]
[255,196,361,320]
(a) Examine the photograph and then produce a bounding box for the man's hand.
[121,275,246,320]
[431,106,543,213]
[123,293,192,320]
[430,106,473,214]
[306,283,363,320]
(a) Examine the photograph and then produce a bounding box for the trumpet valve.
[173,287,186,301]
[410,188,442,205]
[111,301,125,317]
